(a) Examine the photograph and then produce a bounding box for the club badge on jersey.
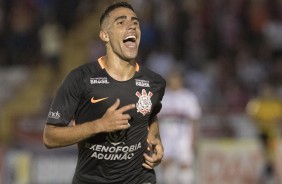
[136,89,153,116]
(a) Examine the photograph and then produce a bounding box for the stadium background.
[0,0,282,183]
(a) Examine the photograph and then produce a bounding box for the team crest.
[136,89,153,115]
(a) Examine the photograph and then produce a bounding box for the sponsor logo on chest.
[90,77,109,84]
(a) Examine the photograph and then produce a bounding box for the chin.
[124,52,138,60]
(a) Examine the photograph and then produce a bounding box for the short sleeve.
[46,70,83,126]
[185,92,202,121]
[150,79,166,120]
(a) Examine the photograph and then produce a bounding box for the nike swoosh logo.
[91,97,109,103]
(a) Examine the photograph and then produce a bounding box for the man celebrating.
[43,2,166,184]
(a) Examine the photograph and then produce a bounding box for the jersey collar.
[98,57,140,72]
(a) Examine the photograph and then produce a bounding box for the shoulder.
[182,88,197,96]
[178,89,198,101]
[140,65,166,87]
[66,61,102,79]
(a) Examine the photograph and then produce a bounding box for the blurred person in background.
[246,81,282,184]
[157,66,202,184]
[39,15,64,75]
[5,0,39,65]
[43,2,165,184]
[38,15,64,94]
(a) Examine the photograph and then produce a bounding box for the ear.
[100,30,109,42]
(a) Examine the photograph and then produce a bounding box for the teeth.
[124,35,136,41]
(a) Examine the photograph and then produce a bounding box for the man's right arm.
[43,99,134,148]
[43,120,104,149]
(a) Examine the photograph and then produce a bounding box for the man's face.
[102,7,141,61]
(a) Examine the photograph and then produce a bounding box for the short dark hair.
[100,2,135,27]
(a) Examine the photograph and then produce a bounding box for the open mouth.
[123,35,137,48]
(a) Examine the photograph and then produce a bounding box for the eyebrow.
[114,15,140,22]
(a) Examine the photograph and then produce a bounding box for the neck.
[99,55,137,81]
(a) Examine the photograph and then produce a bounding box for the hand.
[99,99,135,132]
[142,139,164,169]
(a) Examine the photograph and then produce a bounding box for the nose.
[127,21,136,30]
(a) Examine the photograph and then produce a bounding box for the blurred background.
[0,0,282,183]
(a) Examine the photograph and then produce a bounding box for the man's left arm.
[143,116,163,169]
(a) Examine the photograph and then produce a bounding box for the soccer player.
[43,2,166,184]
[246,81,282,182]
[157,67,202,184]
